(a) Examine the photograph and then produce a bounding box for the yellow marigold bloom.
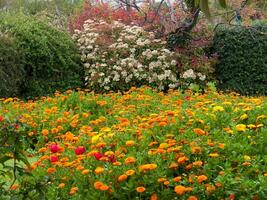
[174,185,187,195]
[197,175,208,183]
[173,176,182,182]
[247,124,256,129]
[193,128,206,136]
[236,124,247,132]
[117,174,128,182]
[82,169,90,175]
[136,186,146,193]
[212,106,224,112]
[58,183,65,188]
[46,167,56,173]
[125,169,135,176]
[240,114,248,120]
[188,196,198,200]
[42,129,49,136]
[159,143,168,149]
[126,140,135,147]
[209,153,219,157]
[124,157,136,165]
[244,155,251,161]
[95,167,104,175]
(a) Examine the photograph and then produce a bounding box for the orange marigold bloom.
[125,170,135,176]
[198,175,208,183]
[191,146,202,154]
[46,167,56,173]
[10,184,19,190]
[150,193,158,200]
[173,176,182,182]
[124,157,136,165]
[139,164,157,172]
[69,187,78,195]
[193,128,206,136]
[177,156,189,164]
[118,174,128,182]
[174,185,186,195]
[82,169,90,175]
[42,129,49,136]
[99,185,109,191]
[126,140,135,147]
[94,181,103,190]
[157,178,167,183]
[188,196,198,200]
[169,162,178,169]
[58,183,65,188]
[95,167,104,175]
[264,173,267,177]
[136,186,146,193]
[193,161,203,167]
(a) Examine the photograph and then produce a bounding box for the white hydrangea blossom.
[73,20,180,92]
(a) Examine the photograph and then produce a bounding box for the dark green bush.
[0,14,84,98]
[0,33,25,98]
[213,23,267,95]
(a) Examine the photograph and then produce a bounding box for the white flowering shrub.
[73,19,179,92]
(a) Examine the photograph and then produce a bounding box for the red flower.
[50,144,59,153]
[75,146,86,155]
[0,116,4,122]
[50,155,59,163]
[108,155,116,163]
[94,152,103,160]
[228,194,235,200]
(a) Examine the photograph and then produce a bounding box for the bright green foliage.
[0,33,24,98]
[0,14,84,98]
[213,23,267,95]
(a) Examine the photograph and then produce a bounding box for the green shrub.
[0,14,84,98]
[213,23,267,95]
[0,33,25,98]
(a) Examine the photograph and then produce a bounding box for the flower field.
[1,87,267,199]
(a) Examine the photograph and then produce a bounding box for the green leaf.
[200,0,211,19]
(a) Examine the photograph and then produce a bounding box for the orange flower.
[197,175,208,183]
[125,169,135,176]
[218,143,225,149]
[191,146,202,154]
[126,140,135,147]
[118,174,128,182]
[94,181,103,190]
[157,178,167,183]
[38,147,47,153]
[193,161,203,167]
[46,167,56,173]
[58,183,65,188]
[95,167,104,175]
[264,173,267,177]
[177,156,189,164]
[150,193,158,200]
[173,176,182,182]
[42,129,49,136]
[188,196,198,200]
[136,186,146,193]
[193,128,206,136]
[10,184,19,190]
[82,169,90,175]
[69,187,78,195]
[99,184,109,191]
[169,162,178,169]
[124,157,136,165]
[139,164,157,172]
[174,185,186,195]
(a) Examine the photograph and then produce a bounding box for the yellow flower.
[95,167,104,175]
[240,114,248,120]
[209,153,219,157]
[125,170,135,176]
[213,106,224,112]
[243,155,251,161]
[236,124,247,132]
[126,140,135,147]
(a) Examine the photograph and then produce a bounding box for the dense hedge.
[213,23,267,95]
[0,14,83,98]
[0,33,24,98]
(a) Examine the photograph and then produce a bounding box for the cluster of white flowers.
[73,20,179,92]
[182,69,206,81]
